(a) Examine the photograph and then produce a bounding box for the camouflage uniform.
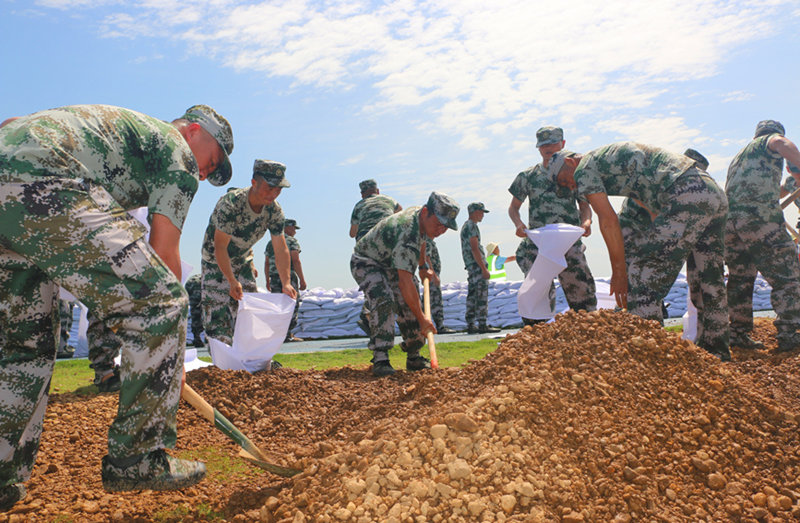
[571,142,729,353]
[422,238,444,329]
[265,234,302,333]
[0,105,206,486]
[725,133,800,341]
[201,187,284,344]
[460,219,488,327]
[184,274,204,343]
[350,194,401,241]
[509,159,597,313]
[57,299,76,357]
[86,313,123,382]
[351,207,428,361]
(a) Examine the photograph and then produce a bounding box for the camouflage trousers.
[465,268,488,326]
[87,312,122,381]
[627,172,729,352]
[725,215,800,336]
[268,272,302,334]
[350,255,424,360]
[186,285,204,340]
[516,238,597,313]
[201,259,258,345]
[58,299,75,353]
[420,280,444,329]
[0,177,186,486]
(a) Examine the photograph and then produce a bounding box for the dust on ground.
[4,311,800,522]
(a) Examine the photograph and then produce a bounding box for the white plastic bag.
[209,292,296,373]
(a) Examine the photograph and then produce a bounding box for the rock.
[753,492,768,507]
[444,413,480,433]
[430,424,448,439]
[467,500,486,517]
[447,459,471,480]
[707,473,726,490]
[500,494,516,514]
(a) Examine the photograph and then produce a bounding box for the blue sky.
[2,0,799,289]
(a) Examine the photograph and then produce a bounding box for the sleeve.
[390,223,421,273]
[508,172,529,202]
[496,256,507,269]
[574,153,608,197]
[264,241,273,257]
[350,202,361,225]
[210,194,236,235]
[268,202,285,236]
[145,131,200,231]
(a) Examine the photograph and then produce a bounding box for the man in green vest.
[484,242,517,282]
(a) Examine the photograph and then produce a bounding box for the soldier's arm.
[213,229,242,300]
[578,200,593,237]
[349,223,358,238]
[291,250,307,290]
[769,136,800,186]
[264,255,271,292]
[470,236,489,278]
[398,269,436,335]
[150,214,182,280]
[587,192,628,308]
[508,197,527,238]
[271,233,297,299]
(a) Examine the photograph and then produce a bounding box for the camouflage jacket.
[350,194,400,241]
[574,142,694,216]
[424,237,442,274]
[460,220,484,270]
[726,134,785,223]
[0,104,199,231]
[508,163,582,227]
[184,273,202,297]
[353,206,423,273]
[265,235,300,281]
[201,187,284,266]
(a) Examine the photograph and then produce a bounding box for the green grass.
[51,338,503,395]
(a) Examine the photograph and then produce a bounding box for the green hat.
[683,148,709,171]
[467,202,489,214]
[284,218,300,229]
[754,120,785,138]
[536,126,564,147]
[426,191,460,230]
[253,160,290,188]
[182,105,233,186]
[359,179,378,192]
[546,150,580,180]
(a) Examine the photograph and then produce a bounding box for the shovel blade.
[238,449,302,477]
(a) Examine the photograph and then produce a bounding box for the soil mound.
[6,311,800,522]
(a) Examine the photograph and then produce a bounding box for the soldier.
[0,103,233,507]
[184,274,205,348]
[725,121,800,352]
[265,218,307,342]
[56,299,76,359]
[349,179,403,333]
[507,126,596,322]
[460,202,500,334]
[549,142,731,360]
[351,191,459,377]
[201,160,296,345]
[421,237,456,334]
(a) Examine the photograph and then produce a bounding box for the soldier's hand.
[481,268,491,280]
[283,284,298,300]
[515,223,527,238]
[419,267,435,281]
[582,220,592,237]
[420,318,437,337]
[610,272,628,309]
[229,281,244,301]
[300,280,307,291]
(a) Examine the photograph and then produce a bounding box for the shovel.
[422,277,439,369]
[181,383,301,477]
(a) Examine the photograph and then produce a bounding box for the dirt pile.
[4,311,800,522]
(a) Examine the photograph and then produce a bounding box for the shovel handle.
[181,383,215,423]
[423,278,439,369]
[781,186,800,210]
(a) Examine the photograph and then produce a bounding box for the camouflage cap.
[546,150,579,180]
[426,191,460,230]
[182,104,234,186]
[788,162,800,175]
[683,148,709,171]
[467,202,489,214]
[253,159,290,188]
[754,120,785,138]
[359,179,378,192]
[284,218,300,229]
[536,126,564,147]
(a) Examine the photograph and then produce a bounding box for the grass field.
[51,338,503,395]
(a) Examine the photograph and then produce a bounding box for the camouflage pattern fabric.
[184,274,204,340]
[87,312,123,381]
[460,220,484,270]
[200,187,284,267]
[200,259,258,346]
[575,142,695,215]
[422,238,444,328]
[465,268,489,326]
[1,106,200,487]
[350,194,400,241]
[781,175,800,210]
[726,134,800,337]
[57,299,75,354]
[574,144,729,352]
[508,163,583,228]
[515,238,596,313]
[266,236,302,333]
[350,255,425,359]
[350,207,426,358]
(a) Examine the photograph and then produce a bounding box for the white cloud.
[49,0,797,149]
[339,153,365,166]
[593,116,704,153]
[722,91,754,103]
